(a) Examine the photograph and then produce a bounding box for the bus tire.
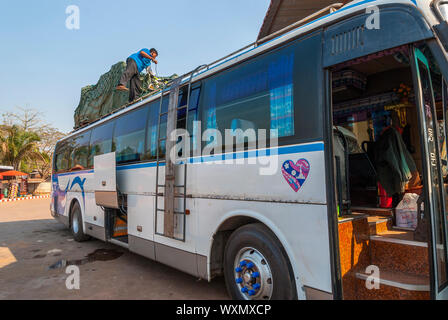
[223,223,297,300]
[70,201,90,242]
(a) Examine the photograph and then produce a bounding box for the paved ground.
[0,199,228,300]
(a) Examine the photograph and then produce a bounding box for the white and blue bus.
[52,0,448,300]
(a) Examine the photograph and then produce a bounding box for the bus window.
[113,106,148,164]
[54,144,63,173]
[201,44,297,151]
[89,120,115,166]
[70,131,91,171]
[145,101,160,161]
[54,151,62,173]
[189,86,201,153]
[177,85,201,154]
[177,86,201,112]
[54,143,71,173]
[156,97,169,160]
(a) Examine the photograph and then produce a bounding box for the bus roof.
[60,0,430,145]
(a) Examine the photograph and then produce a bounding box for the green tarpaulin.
[74,61,177,129]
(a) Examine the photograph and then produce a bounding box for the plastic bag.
[395,193,420,229]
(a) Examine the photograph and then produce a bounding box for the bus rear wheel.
[70,201,90,242]
[223,223,297,300]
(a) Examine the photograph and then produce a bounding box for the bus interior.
[331,44,446,299]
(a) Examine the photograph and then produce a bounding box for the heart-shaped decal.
[281,159,310,192]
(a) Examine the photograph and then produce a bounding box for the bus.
[51,0,448,300]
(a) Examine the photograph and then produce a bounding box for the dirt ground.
[0,199,228,300]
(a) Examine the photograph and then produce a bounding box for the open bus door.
[411,47,448,299]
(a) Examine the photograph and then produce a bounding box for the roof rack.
[72,2,344,134]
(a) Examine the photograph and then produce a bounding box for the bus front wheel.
[223,223,297,300]
[70,201,90,242]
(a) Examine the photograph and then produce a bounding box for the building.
[0,166,14,173]
[258,0,349,41]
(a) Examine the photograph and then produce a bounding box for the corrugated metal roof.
[258,0,349,40]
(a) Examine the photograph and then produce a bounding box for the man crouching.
[116,48,158,102]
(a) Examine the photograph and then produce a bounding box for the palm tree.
[0,125,41,170]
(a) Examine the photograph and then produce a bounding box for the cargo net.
[74,61,177,129]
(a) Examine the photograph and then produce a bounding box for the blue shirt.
[129,48,152,72]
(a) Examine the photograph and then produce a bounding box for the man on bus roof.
[116,48,158,102]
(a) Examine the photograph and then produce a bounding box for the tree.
[0,125,42,170]
[2,107,46,131]
[0,107,66,179]
[33,126,65,179]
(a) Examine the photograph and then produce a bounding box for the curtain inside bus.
[202,47,296,148]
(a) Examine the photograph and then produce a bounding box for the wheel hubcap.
[72,212,79,234]
[234,247,273,300]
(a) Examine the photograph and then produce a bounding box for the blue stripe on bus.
[57,170,94,177]
[121,142,325,169]
[54,142,324,177]
[188,142,324,164]
[116,162,162,171]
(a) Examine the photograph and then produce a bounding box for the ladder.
[154,66,205,241]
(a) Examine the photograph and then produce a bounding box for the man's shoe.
[116,85,129,91]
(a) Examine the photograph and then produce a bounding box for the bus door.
[411,47,448,299]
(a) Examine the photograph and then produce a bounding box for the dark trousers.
[119,58,142,102]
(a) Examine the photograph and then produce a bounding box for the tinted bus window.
[201,45,294,150]
[201,34,322,149]
[145,101,160,161]
[70,131,91,170]
[89,120,115,166]
[54,143,70,173]
[154,97,169,160]
[177,85,201,153]
[114,106,148,164]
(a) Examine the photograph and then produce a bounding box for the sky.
[0,0,270,133]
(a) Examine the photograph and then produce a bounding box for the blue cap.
[246,262,255,269]
[248,290,256,296]
[253,283,261,290]
[241,287,248,293]
[235,267,243,273]
[236,278,243,284]
[252,272,260,278]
